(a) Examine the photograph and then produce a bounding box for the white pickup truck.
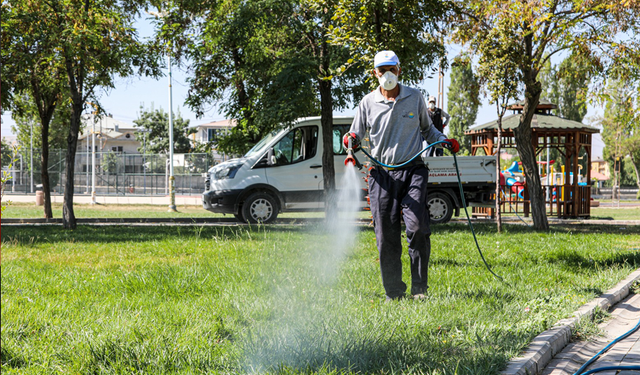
[202,116,496,224]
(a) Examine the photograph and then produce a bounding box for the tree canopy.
[2,0,74,218]
[10,95,69,152]
[538,53,589,123]
[327,0,448,85]
[599,78,640,191]
[49,0,161,228]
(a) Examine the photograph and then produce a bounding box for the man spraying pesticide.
[343,50,459,301]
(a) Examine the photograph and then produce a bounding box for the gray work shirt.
[349,84,446,166]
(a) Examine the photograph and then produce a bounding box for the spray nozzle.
[345,148,363,169]
[343,134,362,169]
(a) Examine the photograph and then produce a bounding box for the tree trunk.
[62,97,83,229]
[31,77,59,219]
[40,121,53,219]
[514,82,549,230]
[319,77,336,221]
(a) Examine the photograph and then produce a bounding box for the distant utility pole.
[91,118,97,204]
[167,53,177,212]
[148,9,177,212]
[30,118,34,193]
[437,65,445,109]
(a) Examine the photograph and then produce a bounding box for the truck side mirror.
[254,149,273,168]
[267,147,275,166]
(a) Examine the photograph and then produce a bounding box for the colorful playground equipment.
[500,160,588,203]
[501,161,526,199]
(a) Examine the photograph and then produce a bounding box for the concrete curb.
[501,268,640,375]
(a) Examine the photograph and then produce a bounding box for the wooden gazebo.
[465,101,600,218]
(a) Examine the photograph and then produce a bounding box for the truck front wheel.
[241,192,279,224]
[428,192,453,224]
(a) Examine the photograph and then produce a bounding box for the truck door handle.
[310,165,322,169]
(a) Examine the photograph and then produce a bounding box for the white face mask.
[429,102,436,110]
[378,71,398,90]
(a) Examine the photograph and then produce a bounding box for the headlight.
[213,164,242,180]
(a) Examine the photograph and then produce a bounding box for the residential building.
[189,119,236,162]
[78,114,142,154]
[190,119,235,144]
[591,158,610,181]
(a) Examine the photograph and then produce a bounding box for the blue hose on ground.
[500,191,531,227]
[572,317,640,375]
[359,141,505,282]
[577,366,640,375]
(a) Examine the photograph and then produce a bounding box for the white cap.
[428,96,436,103]
[374,51,400,68]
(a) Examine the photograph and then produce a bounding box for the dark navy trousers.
[369,165,431,299]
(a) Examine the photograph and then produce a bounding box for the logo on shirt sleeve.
[404,112,415,119]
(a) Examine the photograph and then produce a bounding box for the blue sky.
[1,16,605,157]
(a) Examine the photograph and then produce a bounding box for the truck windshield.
[244,130,280,158]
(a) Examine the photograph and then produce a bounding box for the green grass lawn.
[2,222,639,374]
[0,202,372,221]
[1,202,219,219]
[589,207,640,221]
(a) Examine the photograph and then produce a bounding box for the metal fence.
[2,149,223,196]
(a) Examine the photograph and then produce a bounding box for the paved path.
[502,269,640,375]
[542,293,640,375]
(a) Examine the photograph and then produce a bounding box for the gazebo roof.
[507,99,558,111]
[467,113,599,133]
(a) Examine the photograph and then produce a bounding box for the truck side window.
[272,126,318,166]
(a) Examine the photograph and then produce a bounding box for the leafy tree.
[327,0,448,85]
[10,103,66,192]
[2,0,70,219]
[133,105,195,154]
[10,96,68,152]
[1,138,13,168]
[599,79,640,196]
[33,0,162,229]
[1,143,19,216]
[452,0,640,230]
[101,151,119,175]
[157,1,321,156]
[538,53,589,123]
[474,20,521,232]
[447,56,480,156]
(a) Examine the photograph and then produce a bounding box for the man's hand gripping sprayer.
[343,132,363,169]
